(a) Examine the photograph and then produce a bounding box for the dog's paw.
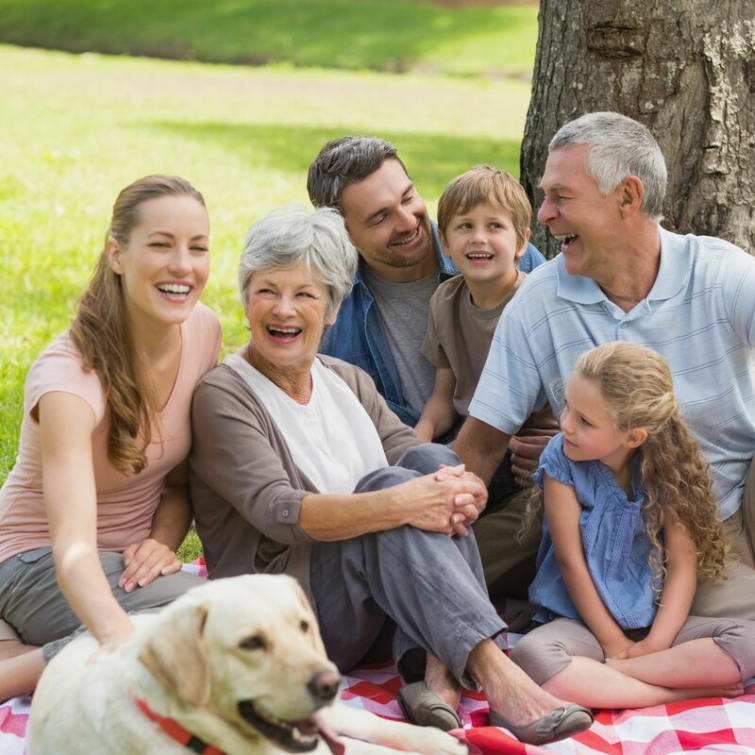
[410,729,468,755]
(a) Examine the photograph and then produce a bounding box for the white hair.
[239,205,358,319]
[550,112,667,221]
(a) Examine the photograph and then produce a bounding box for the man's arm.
[455,416,512,486]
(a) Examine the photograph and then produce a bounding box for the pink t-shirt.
[0,302,221,563]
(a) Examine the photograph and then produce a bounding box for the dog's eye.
[240,634,267,651]
[300,620,310,633]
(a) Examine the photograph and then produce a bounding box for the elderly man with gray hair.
[457,111,755,620]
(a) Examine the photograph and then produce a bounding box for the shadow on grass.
[0,0,536,74]
[142,120,523,199]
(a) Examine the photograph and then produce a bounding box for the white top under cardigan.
[225,354,389,495]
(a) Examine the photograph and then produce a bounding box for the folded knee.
[509,634,571,686]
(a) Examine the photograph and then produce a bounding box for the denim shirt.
[320,222,546,426]
[529,434,660,629]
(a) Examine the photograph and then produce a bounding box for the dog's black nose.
[307,669,341,703]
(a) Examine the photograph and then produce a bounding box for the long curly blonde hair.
[523,342,728,583]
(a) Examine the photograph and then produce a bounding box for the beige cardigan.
[189,355,420,601]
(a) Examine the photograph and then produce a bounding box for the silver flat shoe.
[489,703,593,745]
[396,681,462,732]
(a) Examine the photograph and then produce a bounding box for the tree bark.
[521,0,755,257]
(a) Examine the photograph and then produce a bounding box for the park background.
[0,0,540,491]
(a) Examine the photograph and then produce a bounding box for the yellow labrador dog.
[27,575,466,755]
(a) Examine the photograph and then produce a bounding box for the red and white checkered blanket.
[339,663,755,755]
[2,669,754,755]
[3,563,754,754]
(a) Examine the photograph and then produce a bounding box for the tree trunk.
[521,0,755,257]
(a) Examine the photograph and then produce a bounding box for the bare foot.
[468,640,574,726]
[425,653,462,709]
[682,682,745,700]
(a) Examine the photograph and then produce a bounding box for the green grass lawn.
[0,0,537,78]
[0,45,532,559]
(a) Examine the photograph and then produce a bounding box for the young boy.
[416,165,538,444]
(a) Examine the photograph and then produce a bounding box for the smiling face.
[560,374,642,474]
[338,158,435,282]
[440,201,528,291]
[107,194,210,333]
[537,145,625,281]
[244,261,334,380]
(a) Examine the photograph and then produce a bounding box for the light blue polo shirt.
[470,227,755,519]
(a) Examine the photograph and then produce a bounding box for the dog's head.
[139,574,341,753]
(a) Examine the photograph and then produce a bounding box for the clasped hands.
[411,464,488,537]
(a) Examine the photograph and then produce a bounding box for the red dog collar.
[135,697,224,755]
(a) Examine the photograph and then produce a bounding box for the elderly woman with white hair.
[189,206,592,746]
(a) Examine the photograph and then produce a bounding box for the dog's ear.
[138,602,211,707]
[291,581,327,656]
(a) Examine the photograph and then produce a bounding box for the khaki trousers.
[691,456,755,620]
[472,486,539,600]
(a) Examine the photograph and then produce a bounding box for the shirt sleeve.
[532,434,574,489]
[25,337,106,425]
[468,298,547,434]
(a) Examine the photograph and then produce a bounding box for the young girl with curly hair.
[512,341,755,708]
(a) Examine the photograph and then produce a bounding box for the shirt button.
[620,322,627,328]
[282,510,289,518]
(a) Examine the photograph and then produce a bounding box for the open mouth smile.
[465,252,494,262]
[390,226,420,247]
[554,234,579,250]
[267,326,302,341]
[156,283,192,296]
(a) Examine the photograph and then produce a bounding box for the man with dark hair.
[307,136,546,428]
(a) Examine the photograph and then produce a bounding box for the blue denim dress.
[529,434,660,629]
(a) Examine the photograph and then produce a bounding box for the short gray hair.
[550,112,667,221]
[239,205,358,319]
[307,136,407,209]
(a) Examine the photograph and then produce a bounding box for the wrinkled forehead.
[538,145,593,193]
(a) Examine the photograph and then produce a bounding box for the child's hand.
[602,638,635,661]
[620,638,667,659]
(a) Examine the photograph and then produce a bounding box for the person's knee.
[509,633,569,686]
[353,466,417,493]
[398,443,460,475]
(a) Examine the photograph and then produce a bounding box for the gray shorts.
[0,546,203,647]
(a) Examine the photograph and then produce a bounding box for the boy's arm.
[415,367,458,442]
[544,474,632,659]
[621,516,696,658]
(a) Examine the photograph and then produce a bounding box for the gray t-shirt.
[363,266,438,414]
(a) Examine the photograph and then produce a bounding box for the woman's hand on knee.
[118,538,181,593]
